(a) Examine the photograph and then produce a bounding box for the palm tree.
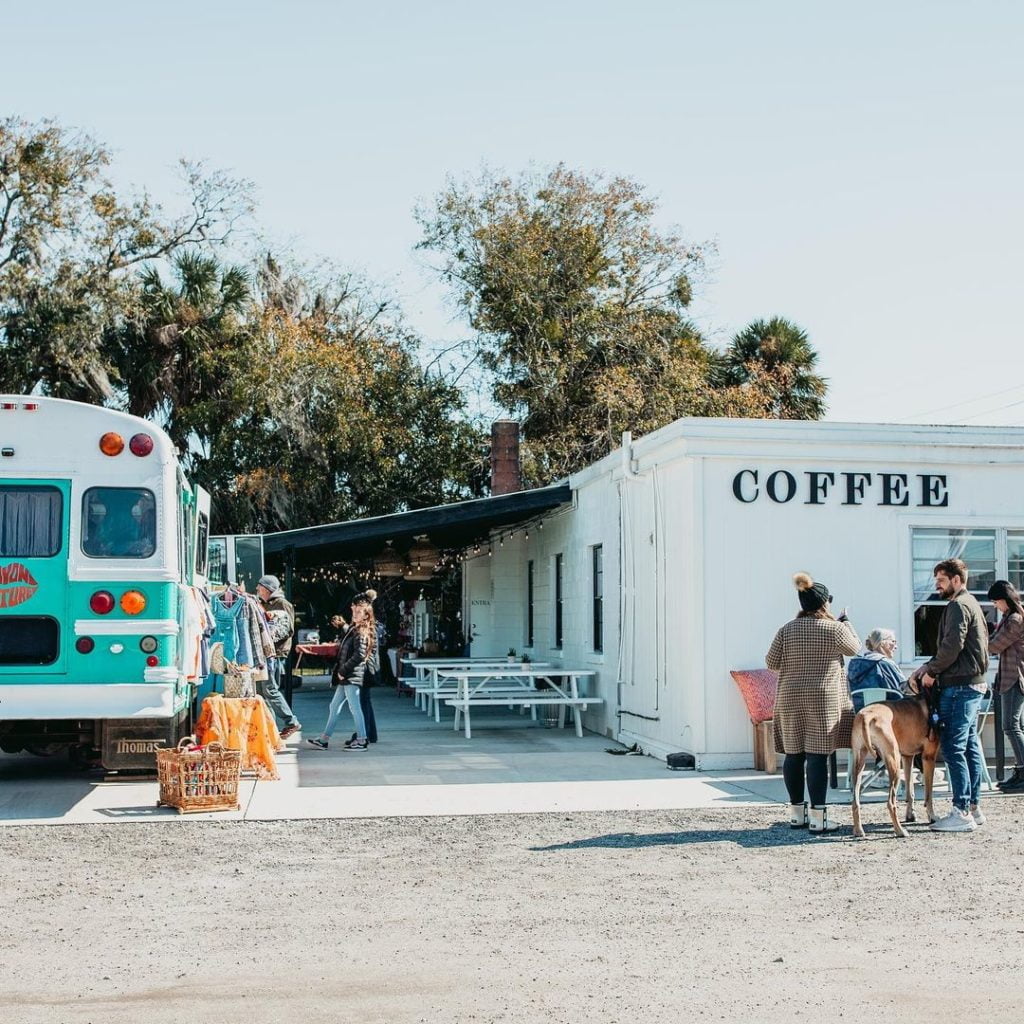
[720,317,827,419]
[113,251,250,448]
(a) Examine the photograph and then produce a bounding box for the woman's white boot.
[808,805,839,834]
[789,802,808,829]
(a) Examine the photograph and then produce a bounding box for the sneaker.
[930,808,976,832]
[344,739,368,751]
[970,804,987,826]
[279,723,301,740]
[306,737,328,750]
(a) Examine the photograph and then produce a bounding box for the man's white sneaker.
[930,808,976,832]
[970,804,986,826]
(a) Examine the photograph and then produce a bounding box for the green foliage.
[0,116,252,402]
[719,317,827,419]
[0,117,483,534]
[190,256,485,533]
[418,165,827,482]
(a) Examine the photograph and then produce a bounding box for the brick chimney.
[490,420,521,495]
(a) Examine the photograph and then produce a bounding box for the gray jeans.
[257,657,298,730]
[1001,686,1024,766]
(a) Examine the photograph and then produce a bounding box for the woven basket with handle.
[156,737,242,814]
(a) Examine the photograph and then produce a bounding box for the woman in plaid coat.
[766,572,860,833]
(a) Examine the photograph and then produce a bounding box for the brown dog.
[850,693,939,838]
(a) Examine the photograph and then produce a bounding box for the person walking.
[986,580,1024,792]
[307,597,376,751]
[255,574,302,739]
[912,558,989,832]
[347,590,381,746]
[766,572,860,835]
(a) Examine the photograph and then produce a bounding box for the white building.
[462,418,1024,768]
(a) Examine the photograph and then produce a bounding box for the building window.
[593,544,604,652]
[554,553,563,649]
[912,528,996,657]
[526,559,535,647]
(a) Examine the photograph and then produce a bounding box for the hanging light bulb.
[524,530,529,540]
[538,521,543,530]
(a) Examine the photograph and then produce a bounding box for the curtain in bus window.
[0,487,62,557]
[82,487,156,558]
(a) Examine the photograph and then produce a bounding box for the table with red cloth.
[195,694,283,780]
[294,642,340,671]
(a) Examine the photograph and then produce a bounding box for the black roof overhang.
[262,484,572,570]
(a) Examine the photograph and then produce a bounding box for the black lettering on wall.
[766,470,797,503]
[919,474,949,507]
[732,470,758,503]
[880,473,910,506]
[804,471,836,505]
[842,472,872,506]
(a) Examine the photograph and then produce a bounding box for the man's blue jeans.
[939,686,985,811]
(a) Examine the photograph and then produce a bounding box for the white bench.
[441,669,600,738]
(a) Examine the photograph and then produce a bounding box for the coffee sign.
[732,470,948,507]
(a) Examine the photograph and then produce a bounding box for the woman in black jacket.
[307,595,377,751]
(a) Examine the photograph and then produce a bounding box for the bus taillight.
[129,433,154,456]
[89,591,115,614]
[75,637,95,654]
[140,636,158,653]
[120,590,146,615]
[99,432,124,456]
[146,655,159,667]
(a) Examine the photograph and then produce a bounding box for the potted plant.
[507,647,517,664]
[521,653,531,664]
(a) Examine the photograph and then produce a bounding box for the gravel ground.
[2,801,1024,1024]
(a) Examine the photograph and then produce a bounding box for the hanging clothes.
[211,592,253,667]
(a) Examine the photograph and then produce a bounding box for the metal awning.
[262,484,572,570]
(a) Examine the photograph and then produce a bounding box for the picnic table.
[441,667,602,739]
[411,660,550,720]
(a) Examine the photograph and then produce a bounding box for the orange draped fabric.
[195,694,283,780]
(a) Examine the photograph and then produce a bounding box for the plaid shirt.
[989,611,1024,695]
[767,616,861,755]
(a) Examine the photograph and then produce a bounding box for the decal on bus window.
[0,562,38,608]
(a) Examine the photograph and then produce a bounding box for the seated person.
[847,628,906,712]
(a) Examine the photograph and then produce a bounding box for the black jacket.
[334,627,375,687]
[923,589,989,684]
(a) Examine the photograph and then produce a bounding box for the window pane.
[208,537,227,585]
[82,488,156,559]
[912,527,997,656]
[0,486,62,557]
[1009,533,1024,592]
[555,556,563,648]
[526,560,534,647]
[196,513,210,575]
[911,528,995,601]
[593,545,603,652]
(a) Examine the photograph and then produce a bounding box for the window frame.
[526,559,535,648]
[910,524,1005,661]
[592,544,604,653]
[81,486,158,560]
[553,553,564,650]
[0,484,63,559]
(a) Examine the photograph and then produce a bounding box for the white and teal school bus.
[0,396,211,770]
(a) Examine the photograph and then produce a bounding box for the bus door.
[0,480,70,676]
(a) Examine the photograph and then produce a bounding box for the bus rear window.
[82,488,157,559]
[0,486,63,558]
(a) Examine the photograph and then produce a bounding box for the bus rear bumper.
[0,684,176,719]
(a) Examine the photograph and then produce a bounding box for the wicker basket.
[156,737,242,814]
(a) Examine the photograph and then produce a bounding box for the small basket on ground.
[156,737,242,814]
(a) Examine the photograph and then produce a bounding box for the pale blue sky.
[8,1,1023,424]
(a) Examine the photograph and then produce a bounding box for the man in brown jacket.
[913,558,989,833]
[256,574,302,739]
